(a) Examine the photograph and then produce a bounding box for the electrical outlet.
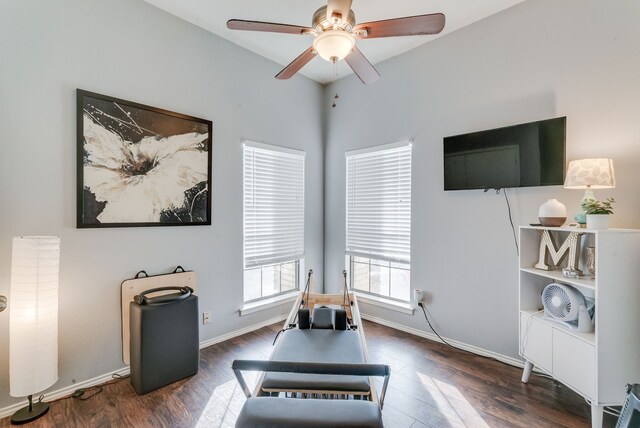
[413,289,424,304]
[202,311,212,325]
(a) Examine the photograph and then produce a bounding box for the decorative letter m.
[535,230,582,272]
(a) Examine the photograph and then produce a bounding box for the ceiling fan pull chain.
[332,60,339,108]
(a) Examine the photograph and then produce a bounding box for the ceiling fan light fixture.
[312,29,355,62]
[227,2,445,83]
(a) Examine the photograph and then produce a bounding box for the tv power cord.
[418,302,454,349]
[484,187,519,256]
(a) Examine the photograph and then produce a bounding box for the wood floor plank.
[0,320,618,427]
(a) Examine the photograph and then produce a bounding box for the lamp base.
[11,396,49,425]
[574,212,587,225]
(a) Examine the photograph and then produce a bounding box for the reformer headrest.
[311,307,335,329]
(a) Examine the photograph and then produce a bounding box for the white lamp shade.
[564,158,616,189]
[312,29,355,62]
[10,236,60,397]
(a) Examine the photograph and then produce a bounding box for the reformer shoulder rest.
[297,306,347,330]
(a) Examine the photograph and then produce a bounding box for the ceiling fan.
[227,0,445,84]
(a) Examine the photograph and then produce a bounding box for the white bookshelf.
[519,226,640,428]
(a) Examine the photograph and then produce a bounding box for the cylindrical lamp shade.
[10,236,60,397]
[564,158,616,189]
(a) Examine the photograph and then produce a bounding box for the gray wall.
[324,0,640,358]
[0,0,324,408]
[2,0,640,412]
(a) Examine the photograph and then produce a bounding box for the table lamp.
[10,236,60,424]
[564,158,615,224]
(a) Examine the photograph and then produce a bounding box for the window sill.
[353,292,414,315]
[240,291,299,317]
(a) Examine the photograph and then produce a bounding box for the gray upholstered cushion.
[235,397,383,428]
[311,307,335,329]
[129,295,199,395]
[261,329,370,392]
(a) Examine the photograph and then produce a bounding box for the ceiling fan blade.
[275,47,318,80]
[326,0,353,24]
[344,46,380,85]
[227,19,313,35]
[354,13,445,39]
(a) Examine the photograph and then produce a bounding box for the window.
[243,142,305,302]
[346,142,411,302]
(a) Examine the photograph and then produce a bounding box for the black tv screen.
[443,117,566,191]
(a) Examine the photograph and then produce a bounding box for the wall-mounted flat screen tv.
[443,116,566,191]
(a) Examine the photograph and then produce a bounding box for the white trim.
[239,292,299,317]
[345,140,412,157]
[243,140,305,157]
[0,366,131,419]
[0,315,287,419]
[200,314,288,348]
[0,312,542,419]
[346,251,411,265]
[355,292,414,315]
[360,313,525,369]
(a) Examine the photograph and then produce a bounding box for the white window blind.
[346,142,411,263]
[244,142,305,269]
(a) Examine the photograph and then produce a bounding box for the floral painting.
[77,90,212,227]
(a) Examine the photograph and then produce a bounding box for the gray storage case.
[129,287,199,395]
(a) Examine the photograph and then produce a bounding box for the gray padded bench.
[236,397,383,428]
[261,329,370,394]
[232,360,390,428]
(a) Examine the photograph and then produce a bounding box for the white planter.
[586,214,610,230]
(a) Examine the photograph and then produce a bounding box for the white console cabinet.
[519,226,640,428]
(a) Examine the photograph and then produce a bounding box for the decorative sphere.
[538,199,567,227]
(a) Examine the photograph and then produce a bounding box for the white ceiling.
[143,0,525,84]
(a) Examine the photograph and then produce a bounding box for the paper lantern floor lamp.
[10,236,60,425]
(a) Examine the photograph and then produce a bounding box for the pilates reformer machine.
[232,270,390,427]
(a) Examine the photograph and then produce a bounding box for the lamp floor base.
[10,401,49,425]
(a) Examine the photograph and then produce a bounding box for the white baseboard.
[1,312,524,419]
[0,366,131,419]
[0,313,288,419]
[199,314,288,349]
[361,313,525,369]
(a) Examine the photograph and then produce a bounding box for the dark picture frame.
[77,89,213,228]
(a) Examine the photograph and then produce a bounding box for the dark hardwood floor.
[1,320,617,427]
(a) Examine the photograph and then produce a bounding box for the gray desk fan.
[542,283,594,333]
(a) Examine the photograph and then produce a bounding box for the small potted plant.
[581,198,615,230]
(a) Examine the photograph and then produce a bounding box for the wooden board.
[120,269,197,365]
